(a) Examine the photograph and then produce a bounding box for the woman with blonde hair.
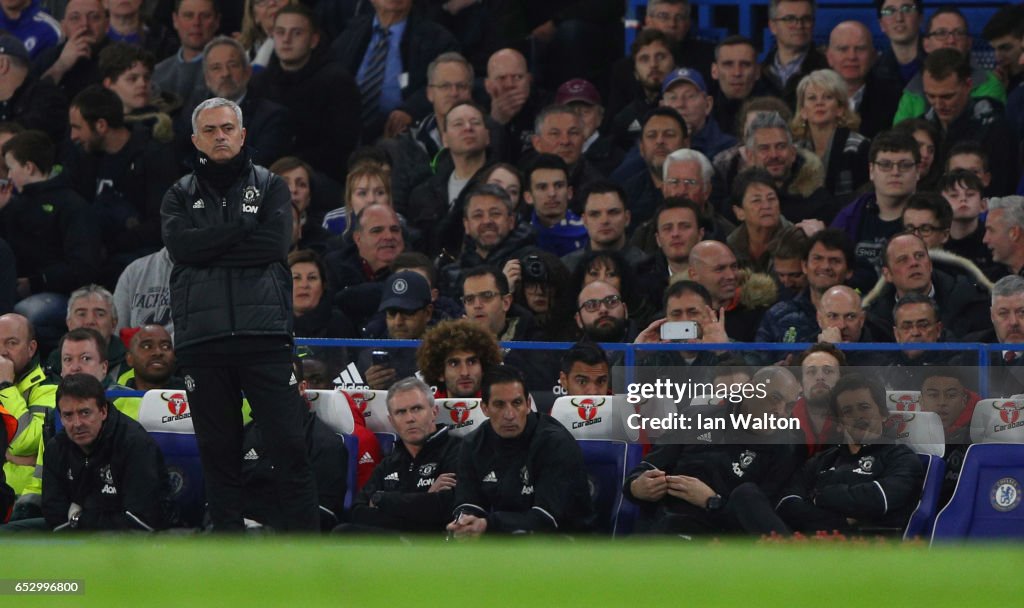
[792,69,870,199]
[321,163,393,236]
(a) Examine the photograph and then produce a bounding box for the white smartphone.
[660,321,701,341]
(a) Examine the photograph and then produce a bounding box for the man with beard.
[438,184,535,298]
[574,280,633,343]
[608,0,715,122]
[122,324,178,390]
[621,107,687,226]
[611,29,675,149]
[777,373,924,534]
[65,85,178,282]
[416,318,503,399]
[792,343,845,455]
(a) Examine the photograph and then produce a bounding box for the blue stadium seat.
[340,433,360,512]
[577,439,629,535]
[615,443,645,536]
[138,390,205,528]
[931,444,1024,543]
[903,454,946,540]
[375,432,397,457]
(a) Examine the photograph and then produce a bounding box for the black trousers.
[183,352,319,532]
[650,483,791,536]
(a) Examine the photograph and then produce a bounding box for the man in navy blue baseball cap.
[661,67,737,158]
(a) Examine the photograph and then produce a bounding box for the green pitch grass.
[4,536,1022,607]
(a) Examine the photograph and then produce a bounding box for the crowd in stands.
[0,0,1023,535]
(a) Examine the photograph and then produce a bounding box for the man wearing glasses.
[884,294,955,378]
[642,0,715,78]
[892,6,1007,124]
[872,0,924,86]
[761,0,827,104]
[575,280,635,343]
[831,131,920,291]
[459,266,556,409]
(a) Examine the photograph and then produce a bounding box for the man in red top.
[791,343,846,455]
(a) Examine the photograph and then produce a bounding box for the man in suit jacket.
[329,0,458,140]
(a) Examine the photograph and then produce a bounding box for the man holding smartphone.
[353,271,433,391]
